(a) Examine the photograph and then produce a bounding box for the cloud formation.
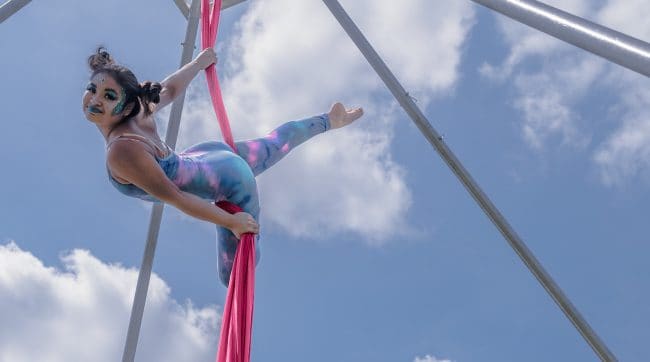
[414,354,453,362]
[480,0,650,185]
[173,0,475,242]
[0,242,219,362]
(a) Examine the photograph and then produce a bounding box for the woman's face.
[82,73,129,125]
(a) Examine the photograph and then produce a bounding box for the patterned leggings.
[209,113,330,286]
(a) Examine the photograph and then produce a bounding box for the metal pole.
[174,0,247,20]
[0,0,31,24]
[121,1,201,361]
[173,0,190,19]
[471,0,650,77]
[320,0,617,361]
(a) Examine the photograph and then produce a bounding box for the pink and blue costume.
[107,113,330,285]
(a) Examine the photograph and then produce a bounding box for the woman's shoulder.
[106,119,169,158]
[106,137,166,185]
[106,136,150,165]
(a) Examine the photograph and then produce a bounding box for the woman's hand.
[195,47,218,69]
[229,212,260,239]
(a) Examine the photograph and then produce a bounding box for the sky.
[0,0,648,361]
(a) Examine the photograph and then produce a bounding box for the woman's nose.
[90,94,101,105]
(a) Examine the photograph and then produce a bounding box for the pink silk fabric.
[203,1,255,361]
[202,0,237,151]
[215,201,256,362]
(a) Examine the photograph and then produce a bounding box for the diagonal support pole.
[121,1,201,361]
[471,0,650,77]
[0,0,31,24]
[321,0,617,361]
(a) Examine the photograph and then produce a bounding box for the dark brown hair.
[87,47,161,119]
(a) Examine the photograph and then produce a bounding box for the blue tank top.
[106,133,179,202]
[106,133,256,203]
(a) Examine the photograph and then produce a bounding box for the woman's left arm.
[154,48,218,110]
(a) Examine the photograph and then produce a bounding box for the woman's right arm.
[107,141,258,238]
[154,48,217,110]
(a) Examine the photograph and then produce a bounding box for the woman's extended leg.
[234,113,330,176]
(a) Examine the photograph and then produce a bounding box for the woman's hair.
[87,47,161,119]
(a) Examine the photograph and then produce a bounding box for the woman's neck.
[103,114,158,141]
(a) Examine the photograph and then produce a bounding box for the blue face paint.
[111,87,127,116]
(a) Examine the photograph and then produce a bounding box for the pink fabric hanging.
[202,1,255,361]
[215,201,256,362]
[202,0,236,151]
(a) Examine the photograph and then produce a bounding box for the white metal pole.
[0,0,31,24]
[320,0,617,361]
[173,0,190,19]
[471,0,650,77]
[174,0,247,20]
[121,1,201,361]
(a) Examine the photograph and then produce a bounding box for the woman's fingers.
[248,216,259,234]
[196,47,218,68]
[233,212,259,235]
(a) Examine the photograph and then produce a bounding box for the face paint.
[111,87,127,116]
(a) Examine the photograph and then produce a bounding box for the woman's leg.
[216,113,331,285]
[215,225,261,287]
[215,164,261,287]
[234,113,330,176]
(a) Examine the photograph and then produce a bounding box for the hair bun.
[140,81,162,104]
[88,46,115,72]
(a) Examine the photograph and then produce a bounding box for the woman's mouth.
[88,106,103,114]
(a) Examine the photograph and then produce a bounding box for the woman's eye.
[105,94,117,101]
[85,85,96,93]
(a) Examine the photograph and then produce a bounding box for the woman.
[83,47,364,285]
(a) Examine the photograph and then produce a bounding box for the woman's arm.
[154,48,218,110]
[107,141,258,238]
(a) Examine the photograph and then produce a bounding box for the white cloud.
[511,56,601,150]
[414,354,453,362]
[594,76,650,185]
[480,0,650,185]
[479,0,592,81]
[590,1,650,185]
[0,242,219,362]
[170,0,475,242]
[597,0,650,41]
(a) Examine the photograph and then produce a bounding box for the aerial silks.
[202,1,255,361]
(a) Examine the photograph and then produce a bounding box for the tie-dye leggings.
[211,113,330,286]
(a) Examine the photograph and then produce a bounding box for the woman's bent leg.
[234,113,330,176]
[216,226,261,286]
[215,166,261,287]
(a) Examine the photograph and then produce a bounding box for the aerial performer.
[83,47,364,286]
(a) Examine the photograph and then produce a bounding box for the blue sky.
[1,0,648,361]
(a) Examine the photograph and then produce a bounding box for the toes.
[347,108,363,121]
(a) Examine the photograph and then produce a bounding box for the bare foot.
[328,102,364,129]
